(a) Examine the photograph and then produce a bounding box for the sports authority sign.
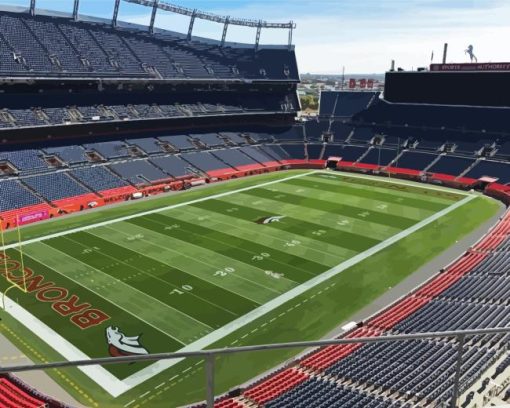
[430,62,510,72]
[19,210,49,225]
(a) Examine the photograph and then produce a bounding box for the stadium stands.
[0,180,42,212]
[215,210,510,408]
[71,166,128,192]
[0,12,299,81]
[23,172,90,201]
[150,155,194,178]
[427,155,476,176]
[319,91,379,118]
[392,150,437,171]
[2,5,510,408]
[358,147,398,166]
[109,160,169,185]
[465,160,510,184]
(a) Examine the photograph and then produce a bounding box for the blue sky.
[3,0,510,74]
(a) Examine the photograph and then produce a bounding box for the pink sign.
[19,210,49,225]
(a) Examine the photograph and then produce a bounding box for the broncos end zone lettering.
[0,253,110,330]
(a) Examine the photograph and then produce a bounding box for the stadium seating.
[211,149,258,168]
[158,135,196,151]
[465,160,510,183]
[427,155,475,176]
[150,156,194,179]
[280,144,305,159]
[84,141,130,160]
[0,149,48,173]
[391,150,437,171]
[22,172,91,201]
[109,160,169,185]
[0,180,42,212]
[0,377,45,408]
[126,137,164,155]
[0,12,299,81]
[323,145,368,162]
[181,152,231,173]
[358,147,398,166]
[71,166,128,192]
[223,209,510,408]
[44,145,88,165]
[319,91,379,118]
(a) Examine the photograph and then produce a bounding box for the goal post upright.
[15,216,28,293]
[0,218,29,310]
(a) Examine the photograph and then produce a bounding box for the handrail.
[1,327,509,407]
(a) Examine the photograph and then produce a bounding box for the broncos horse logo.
[256,215,286,224]
[465,45,477,63]
[105,326,149,357]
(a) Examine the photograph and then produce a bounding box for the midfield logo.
[106,326,149,357]
[256,215,286,225]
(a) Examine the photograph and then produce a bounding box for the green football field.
[0,170,501,407]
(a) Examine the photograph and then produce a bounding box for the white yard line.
[96,225,282,300]
[0,295,131,397]
[0,171,479,397]
[0,171,319,252]
[121,193,477,391]
[34,242,207,343]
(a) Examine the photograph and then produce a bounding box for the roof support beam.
[112,0,121,28]
[254,22,262,51]
[220,17,229,47]
[187,9,197,41]
[149,0,159,34]
[73,0,80,21]
[288,21,294,50]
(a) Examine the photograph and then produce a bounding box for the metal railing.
[1,327,509,408]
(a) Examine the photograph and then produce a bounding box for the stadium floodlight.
[122,0,296,48]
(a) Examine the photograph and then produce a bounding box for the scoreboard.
[384,68,510,107]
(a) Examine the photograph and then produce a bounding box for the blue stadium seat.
[23,172,91,201]
[109,160,169,185]
[71,166,128,192]
[0,180,42,211]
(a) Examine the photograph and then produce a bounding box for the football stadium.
[0,1,509,408]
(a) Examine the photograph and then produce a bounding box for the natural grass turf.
[0,170,501,407]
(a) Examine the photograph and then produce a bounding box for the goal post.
[0,217,29,310]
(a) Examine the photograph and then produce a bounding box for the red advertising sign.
[367,79,374,89]
[348,78,356,89]
[359,79,367,88]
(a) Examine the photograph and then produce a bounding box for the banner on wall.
[19,210,49,225]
